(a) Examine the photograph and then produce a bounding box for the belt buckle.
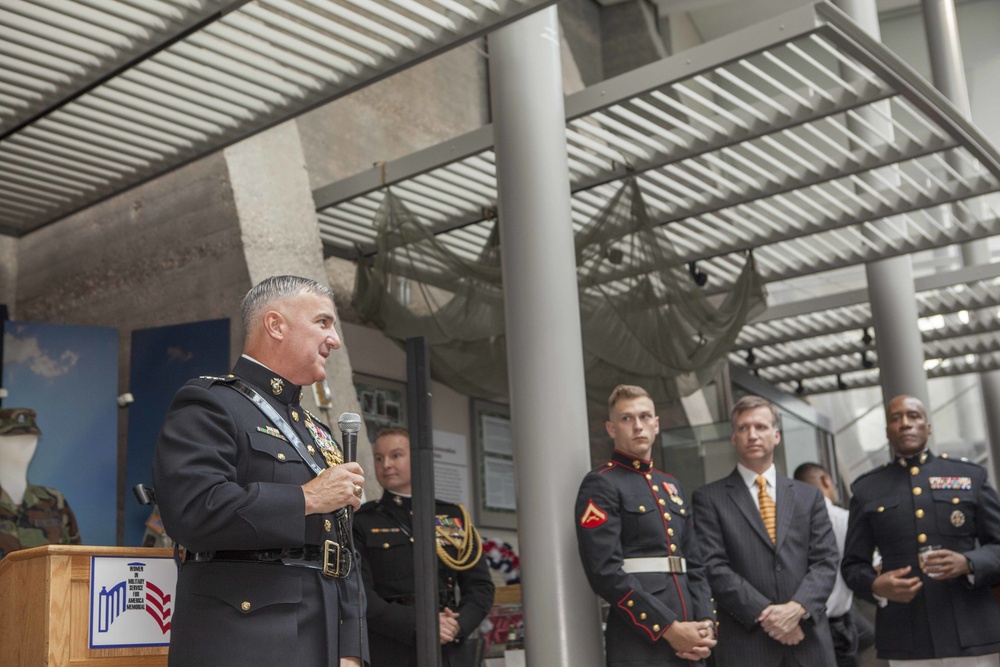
[668,556,687,574]
[322,540,342,578]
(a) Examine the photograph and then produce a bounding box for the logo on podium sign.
[89,556,177,649]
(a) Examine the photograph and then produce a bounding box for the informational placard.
[89,555,177,648]
[432,429,470,508]
[484,458,517,511]
[472,399,517,528]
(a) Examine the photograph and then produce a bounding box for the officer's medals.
[304,415,343,467]
[435,515,466,550]
[951,510,966,527]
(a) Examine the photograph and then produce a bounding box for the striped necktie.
[756,475,776,544]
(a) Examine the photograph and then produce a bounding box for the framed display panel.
[353,373,407,445]
[471,398,517,529]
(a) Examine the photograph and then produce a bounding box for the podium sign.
[89,556,177,649]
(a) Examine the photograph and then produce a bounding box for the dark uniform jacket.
[691,468,838,667]
[842,450,1000,660]
[575,450,715,667]
[152,356,367,667]
[353,490,495,667]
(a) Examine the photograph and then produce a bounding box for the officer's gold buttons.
[915,509,924,519]
[952,497,960,505]
[277,452,286,461]
[653,625,660,633]
[652,485,659,492]
[913,487,922,496]
[659,499,666,506]
[917,534,927,544]
[679,508,686,515]
[664,513,672,522]
[910,467,919,476]
[877,506,885,512]
[670,544,677,553]
[241,601,251,612]
[383,543,390,549]
[410,537,415,543]
[640,613,647,620]
[646,474,652,480]
[292,411,299,422]
[668,528,675,537]
[639,505,646,512]
[324,519,332,532]
[627,600,634,608]
[607,462,614,467]
[941,453,949,459]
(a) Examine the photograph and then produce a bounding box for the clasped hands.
[663,619,717,661]
[758,601,806,646]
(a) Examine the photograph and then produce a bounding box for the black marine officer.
[153,275,368,667]
[575,384,716,666]
[842,394,1000,665]
[353,427,495,667]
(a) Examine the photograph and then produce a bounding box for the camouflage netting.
[352,174,767,404]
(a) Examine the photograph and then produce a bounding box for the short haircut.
[240,275,334,334]
[793,462,828,483]
[375,427,410,442]
[608,384,650,413]
[730,395,780,429]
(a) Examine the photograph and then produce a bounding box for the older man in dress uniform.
[575,384,716,666]
[153,275,368,667]
[353,427,494,667]
[842,394,1000,667]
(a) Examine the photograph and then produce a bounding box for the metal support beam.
[922,0,1000,482]
[835,0,930,407]
[488,8,603,666]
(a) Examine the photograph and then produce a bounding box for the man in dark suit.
[692,395,838,667]
[353,427,495,667]
[842,394,1000,666]
[153,275,368,667]
[575,384,716,666]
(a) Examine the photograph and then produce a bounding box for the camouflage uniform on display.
[0,483,82,558]
[0,407,82,558]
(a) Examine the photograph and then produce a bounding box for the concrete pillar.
[223,122,375,492]
[835,0,930,408]
[488,8,604,666]
[0,236,15,318]
[922,0,1000,480]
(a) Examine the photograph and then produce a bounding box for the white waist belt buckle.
[622,556,687,574]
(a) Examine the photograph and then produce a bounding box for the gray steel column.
[488,8,603,667]
[835,0,930,408]
[923,0,1000,480]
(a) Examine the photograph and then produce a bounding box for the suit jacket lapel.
[725,469,774,549]
[774,475,796,552]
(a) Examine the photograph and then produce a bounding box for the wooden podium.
[0,545,173,667]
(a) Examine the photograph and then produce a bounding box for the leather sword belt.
[190,540,350,578]
[622,556,687,574]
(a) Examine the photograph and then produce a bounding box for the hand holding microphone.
[301,412,365,515]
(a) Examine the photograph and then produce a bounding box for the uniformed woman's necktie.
[756,475,776,543]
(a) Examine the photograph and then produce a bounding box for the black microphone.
[337,412,362,463]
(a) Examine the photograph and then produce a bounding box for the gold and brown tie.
[756,475,776,544]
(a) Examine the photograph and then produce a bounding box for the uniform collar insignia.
[232,357,301,406]
[895,449,933,468]
[610,450,653,473]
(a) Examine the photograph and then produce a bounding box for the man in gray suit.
[692,395,839,667]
